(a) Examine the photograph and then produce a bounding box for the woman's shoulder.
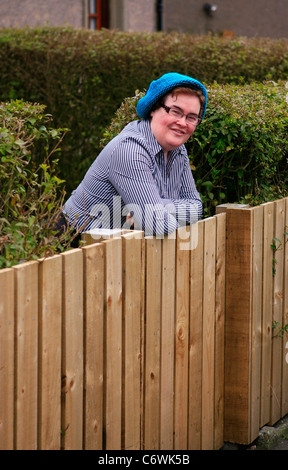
[114,119,158,155]
[121,119,150,140]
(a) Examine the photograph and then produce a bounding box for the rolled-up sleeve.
[169,154,203,225]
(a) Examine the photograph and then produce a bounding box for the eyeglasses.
[161,104,201,126]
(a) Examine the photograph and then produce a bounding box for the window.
[88,0,109,30]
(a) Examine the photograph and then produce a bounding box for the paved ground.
[272,438,288,450]
[221,414,288,450]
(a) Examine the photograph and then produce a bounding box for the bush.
[0,28,288,192]
[101,81,288,217]
[0,99,74,268]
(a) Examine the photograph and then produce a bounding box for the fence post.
[216,204,256,445]
[217,199,288,445]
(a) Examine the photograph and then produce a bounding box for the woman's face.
[150,92,201,156]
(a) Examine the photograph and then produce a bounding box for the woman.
[60,72,207,242]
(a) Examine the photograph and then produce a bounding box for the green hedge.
[1,29,288,267]
[1,84,288,266]
[102,81,288,217]
[0,99,74,268]
[1,28,288,192]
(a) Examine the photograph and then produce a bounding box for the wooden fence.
[1,197,288,450]
[217,198,288,445]
[0,213,226,450]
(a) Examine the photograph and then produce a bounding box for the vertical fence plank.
[82,243,104,450]
[62,249,84,450]
[38,255,62,450]
[188,221,204,450]
[214,212,226,449]
[14,261,38,450]
[261,202,274,427]
[250,206,263,438]
[160,235,176,450]
[104,238,122,450]
[0,268,15,450]
[202,217,216,450]
[122,232,143,450]
[224,208,252,444]
[174,226,190,449]
[282,198,288,417]
[270,198,285,424]
[144,237,161,450]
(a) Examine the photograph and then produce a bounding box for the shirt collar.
[139,119,162,156]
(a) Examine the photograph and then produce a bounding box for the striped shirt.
[63,119,202,236]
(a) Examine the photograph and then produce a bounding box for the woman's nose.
[176,115,188,125]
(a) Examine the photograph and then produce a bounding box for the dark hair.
[150,86,206,118]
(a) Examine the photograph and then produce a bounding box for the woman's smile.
[170,127,187,136]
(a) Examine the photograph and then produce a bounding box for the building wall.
[0,0,156,32]
[0,0,287,39]
[0,0,85,29]
[122,0,156,32]
[163,0,288,39]
[110,0,156,32]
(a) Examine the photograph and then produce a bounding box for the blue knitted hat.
[136,72,208,121]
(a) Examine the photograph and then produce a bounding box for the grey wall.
[0,0,287,39]
[163,0,288,38]
[0,0,84,29]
